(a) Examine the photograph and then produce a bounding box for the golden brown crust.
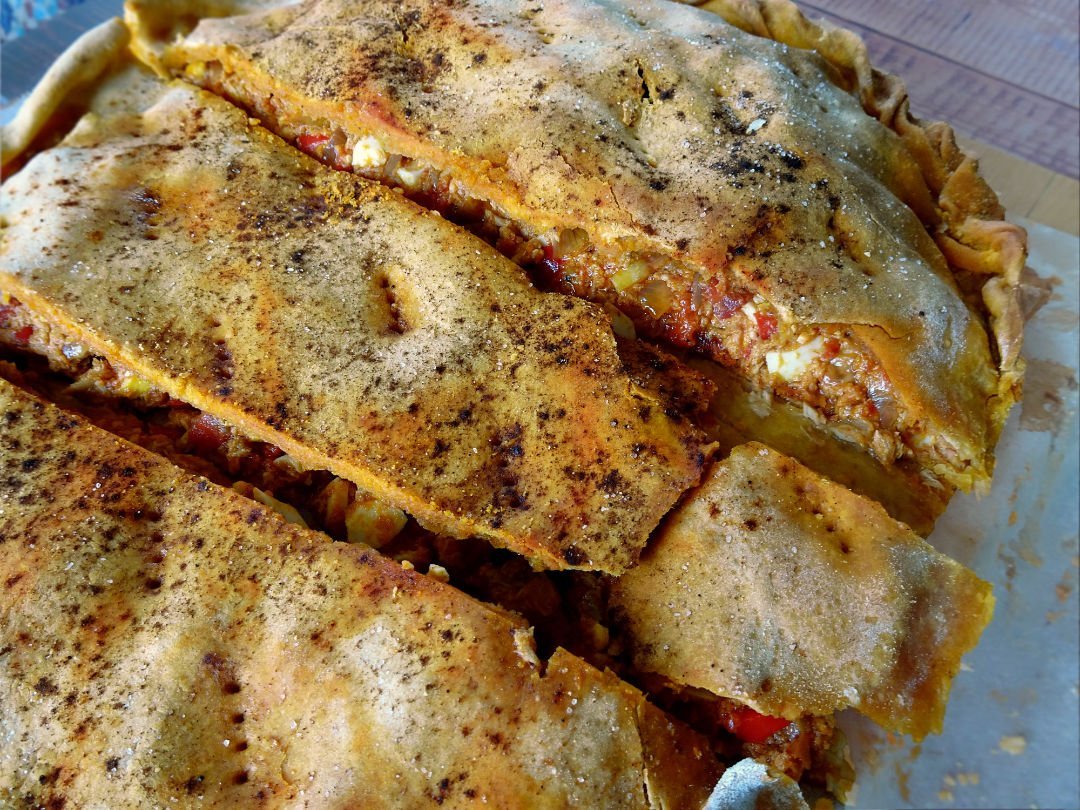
[125,0,286,73]
[150,0,1025,490]
[695,0,1027,489]
[0,79,711,574]
[609,443,994,739]
[0,376,722,807]
[616,337,718,426]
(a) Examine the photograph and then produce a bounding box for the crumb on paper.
[938,789,954,802]
[1055,578,1073,602]
[999,735,1027,755]
[997,545,1018,590]
[944,771,981,787]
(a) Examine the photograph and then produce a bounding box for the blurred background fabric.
[2,0,87,41]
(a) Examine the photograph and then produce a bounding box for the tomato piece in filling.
[185,413,230,454]
[723,705,792,744]
[297,133,330,154]
[754,312,778,341]
[531,244,566,290]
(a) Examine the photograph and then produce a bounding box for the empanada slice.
[0,71,711,575]
[609,443,994,739]
[137,0,1025,492]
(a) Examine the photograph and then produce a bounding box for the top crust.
[156,0,1025,489]
[0,78,711,574]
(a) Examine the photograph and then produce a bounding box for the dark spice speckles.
[562,546,587,566]
[34,676,59,695]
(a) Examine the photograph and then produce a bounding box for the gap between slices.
[0,375,726,808]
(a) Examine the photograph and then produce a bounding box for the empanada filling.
[176,59,963,487]
[1,298,846,791]
[0,295,407,546]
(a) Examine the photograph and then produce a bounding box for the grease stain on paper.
[1019,266,1056,320]
[1055,565,1076,602]
[1019,358,1078,435]
[893,761,911,803]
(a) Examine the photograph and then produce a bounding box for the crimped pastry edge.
[692,0,1027,491]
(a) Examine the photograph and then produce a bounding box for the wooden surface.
[797,1,1080,235]
[803,0,1079,178]
[1,0,1078,233]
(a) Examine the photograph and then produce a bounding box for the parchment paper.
[839,218,1080,809]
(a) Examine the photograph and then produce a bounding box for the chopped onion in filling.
[234,481,308,527]
[766,337,825,381]
[350,134,387,169]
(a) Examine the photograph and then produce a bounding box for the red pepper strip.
[723,705,792,744]
[185,413,230,454]
[12,325,33,345]
[823,337,841,360]
[754,311,778,341]
[297,133,330,155]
